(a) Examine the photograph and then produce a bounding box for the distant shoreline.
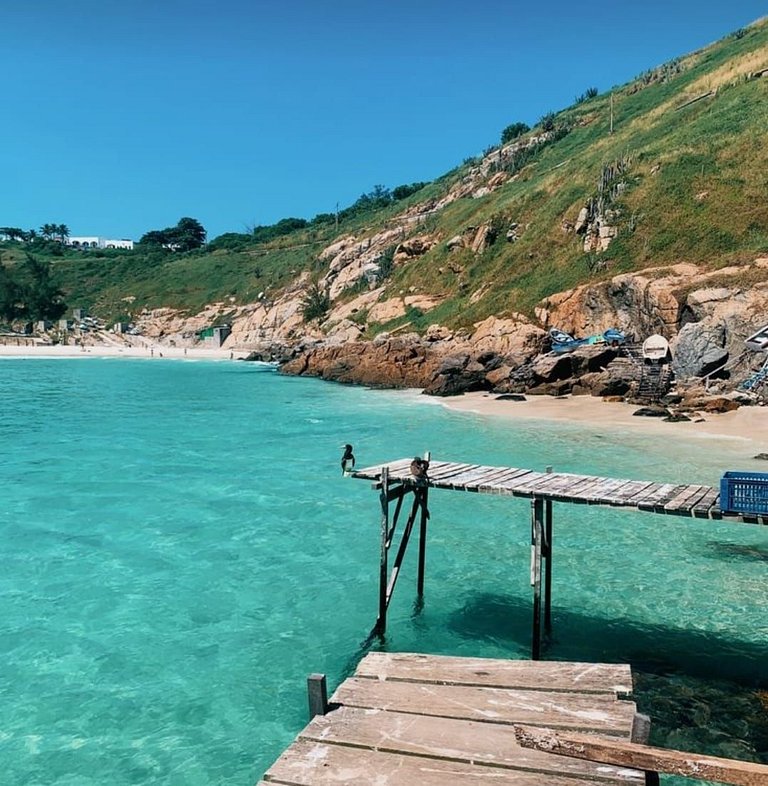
[0,343,248,361]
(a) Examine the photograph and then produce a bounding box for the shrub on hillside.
[300,280,330,322]
[500,122,530,144]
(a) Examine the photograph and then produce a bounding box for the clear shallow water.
[1,359,767,785]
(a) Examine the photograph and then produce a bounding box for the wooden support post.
[417,487,429,595]
[632,713,659,785]
[530,498,544,660]
[307,673,328,719]
[544,466,553,636]
[385,493,421,605]
[544,501,553,635]
[377,467,390,635]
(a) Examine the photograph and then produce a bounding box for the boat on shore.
[641,334,671,362]
[548,327,626,354]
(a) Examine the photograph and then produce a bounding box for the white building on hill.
[67,236,134,250]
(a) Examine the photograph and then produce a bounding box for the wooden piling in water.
[531,499,544,659]
[307,673,328,719]
[417,487,428,595]
[377,467,389,634]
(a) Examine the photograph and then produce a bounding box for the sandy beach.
[0,341,250,361]
[440,390,768,453]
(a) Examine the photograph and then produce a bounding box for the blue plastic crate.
[720,471,768,515]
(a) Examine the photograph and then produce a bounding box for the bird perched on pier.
[410,456,430,481]
[340,444,355,476]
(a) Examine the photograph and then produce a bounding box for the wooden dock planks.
[260,652,644,785]
[301,708,644,782]
[353,459,752,522]
[263,741,632,786]
[354,652,633,694]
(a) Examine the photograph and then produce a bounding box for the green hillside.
[3,18,767,329]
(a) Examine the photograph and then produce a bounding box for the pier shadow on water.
[701,539,768,563]
[449,592,768,763]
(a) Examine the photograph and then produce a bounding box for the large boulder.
[535,265,694,338]
[281,335,441,388]
[470,317,546,365]
[422,354,491,396]
[672,322,728,379]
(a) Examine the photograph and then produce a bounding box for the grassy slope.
[387,19,768,330]
[3,19,766,329]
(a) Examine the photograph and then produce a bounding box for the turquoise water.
[1,358,767,785]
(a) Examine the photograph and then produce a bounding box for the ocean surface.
[1,358,767,785]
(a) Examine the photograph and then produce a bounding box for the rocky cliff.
[132,253,768,408]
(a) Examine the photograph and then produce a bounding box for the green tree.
[138,229,171,247]
[0,261,22,322]
[392,182,427,200]
[500,122,530,144]
[139,217,206,251]
[55,224,70,243]
[172,217,207,251]
[19,254,67,320]
[39,223,57,240]
[0,227,25,241]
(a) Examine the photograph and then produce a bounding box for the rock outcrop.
[129,253,768,404]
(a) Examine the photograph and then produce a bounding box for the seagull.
[340,444,355,476]
[410,456,430,481]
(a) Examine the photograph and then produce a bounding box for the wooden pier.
[259,651,649,785]
[351,458,766,658]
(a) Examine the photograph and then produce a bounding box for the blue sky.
[2,1,765,241]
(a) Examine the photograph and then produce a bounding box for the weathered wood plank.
[629,482,678,509]
[441,465,492,488]
[331,677,637,733]
[355,652,633,695]
[514,725,768,786]
[609,480,657,505]
[645,484,691,512]
[518,473,576,495]
[445,465,503,486]
[565,476,626,503]
[425,462,481,482]
[354,458,766,524]
[476,466,532,489]
[579,477,633,504]
[353,458,412,479]
[543,474,604,499]
[675,484,715,514]
[301,707,643,782]
[692,486,721,517]
[663,484,710,513]
[486,469,537,493]
[263,739,620,785]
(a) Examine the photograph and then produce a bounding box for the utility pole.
[610,92,614,135]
